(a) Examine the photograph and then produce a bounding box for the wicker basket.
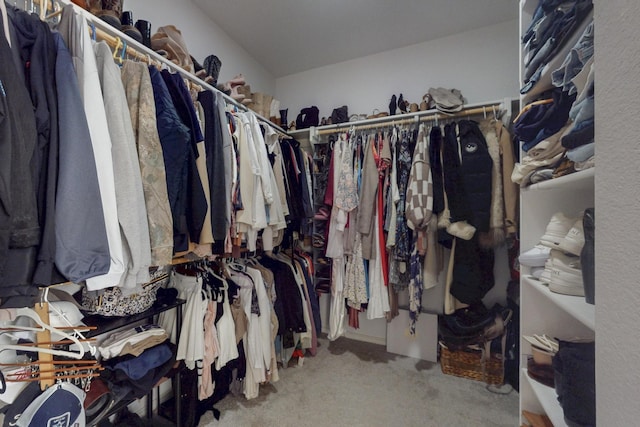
[439,342,504,385]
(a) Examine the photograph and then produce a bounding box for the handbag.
[331,105,349,124]
[81,267,170,316]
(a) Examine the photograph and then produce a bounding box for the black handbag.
[296,106,320,129]
[331,105,349,124]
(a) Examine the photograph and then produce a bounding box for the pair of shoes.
[366,109,389,119]
[539,212,576,248]
[547,251,583,296]
[120,11,143,43]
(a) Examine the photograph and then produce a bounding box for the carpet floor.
[198,336,519,427]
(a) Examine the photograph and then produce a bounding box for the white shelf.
[522,168,594,192]
[523,368,567,427]
[523,275,595,331]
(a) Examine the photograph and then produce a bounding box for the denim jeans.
[552,21,594,93]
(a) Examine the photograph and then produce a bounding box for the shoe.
[558,215,585,256]
[540,212,576,248]
[530,266,544,280]
[120,11,143,43]
[134,20,152,49]
[538,249,565,284]
[519,244,551,267]
[227,74,246,87]
[389,95,397,115]
[398,93,407,113]
[203,54,222,85]
[229,85,246,102]
[548,253,584,296]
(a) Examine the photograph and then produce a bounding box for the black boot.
[389,94,397,115]
[121,11,143,44]
[135,20,152,49]
[580,207,595,304]
[280,109,288,130]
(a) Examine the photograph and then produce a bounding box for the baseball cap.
[16,382,85,427]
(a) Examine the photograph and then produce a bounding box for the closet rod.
[315,101,508,135]
[41,0,292,138]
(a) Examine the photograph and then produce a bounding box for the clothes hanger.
[112,36,123,64]
[0,308,86,359]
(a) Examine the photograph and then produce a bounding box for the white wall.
[275,20,519,122]
[594,1,640,424]
[126,0,276,94]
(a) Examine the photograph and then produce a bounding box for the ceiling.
[193,0,518,78]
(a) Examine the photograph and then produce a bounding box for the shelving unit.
[83,299,185,426]
[518,0,595,423]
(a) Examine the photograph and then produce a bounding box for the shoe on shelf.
[229,85,246,102]
[558,214,585,256]
[519,244,551,267]
[228,74,246,87]
[389,94,397,115]
[539,212,576,248]
[548,252,584,296]
[120,11,143,43]
[530,266,544,280]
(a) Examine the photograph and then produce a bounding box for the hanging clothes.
[58,5,125,290]
[95,41,152,290]
[120,60,174,266]
[199,90,229,250]
[148,65,192,253]
[161,71,208,248]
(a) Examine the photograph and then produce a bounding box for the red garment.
[372,133,390,286]
[323,145,335,206]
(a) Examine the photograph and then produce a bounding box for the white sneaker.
[540,212,576,248]
[558,216,585,256]
[531,266,545,280]
[539,250,569,284]
[548,252,584,296]
[519,244,551,267]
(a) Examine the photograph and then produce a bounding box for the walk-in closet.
[0,0,637,426]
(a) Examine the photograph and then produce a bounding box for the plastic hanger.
[112,36,123,64]
[0,308,86,359]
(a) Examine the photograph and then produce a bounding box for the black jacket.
[0,10,39,306]
[10,8,61,286]
[457,120,493,232]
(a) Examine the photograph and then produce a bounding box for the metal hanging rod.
[315,99,514,136]
[33,0,292,137]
